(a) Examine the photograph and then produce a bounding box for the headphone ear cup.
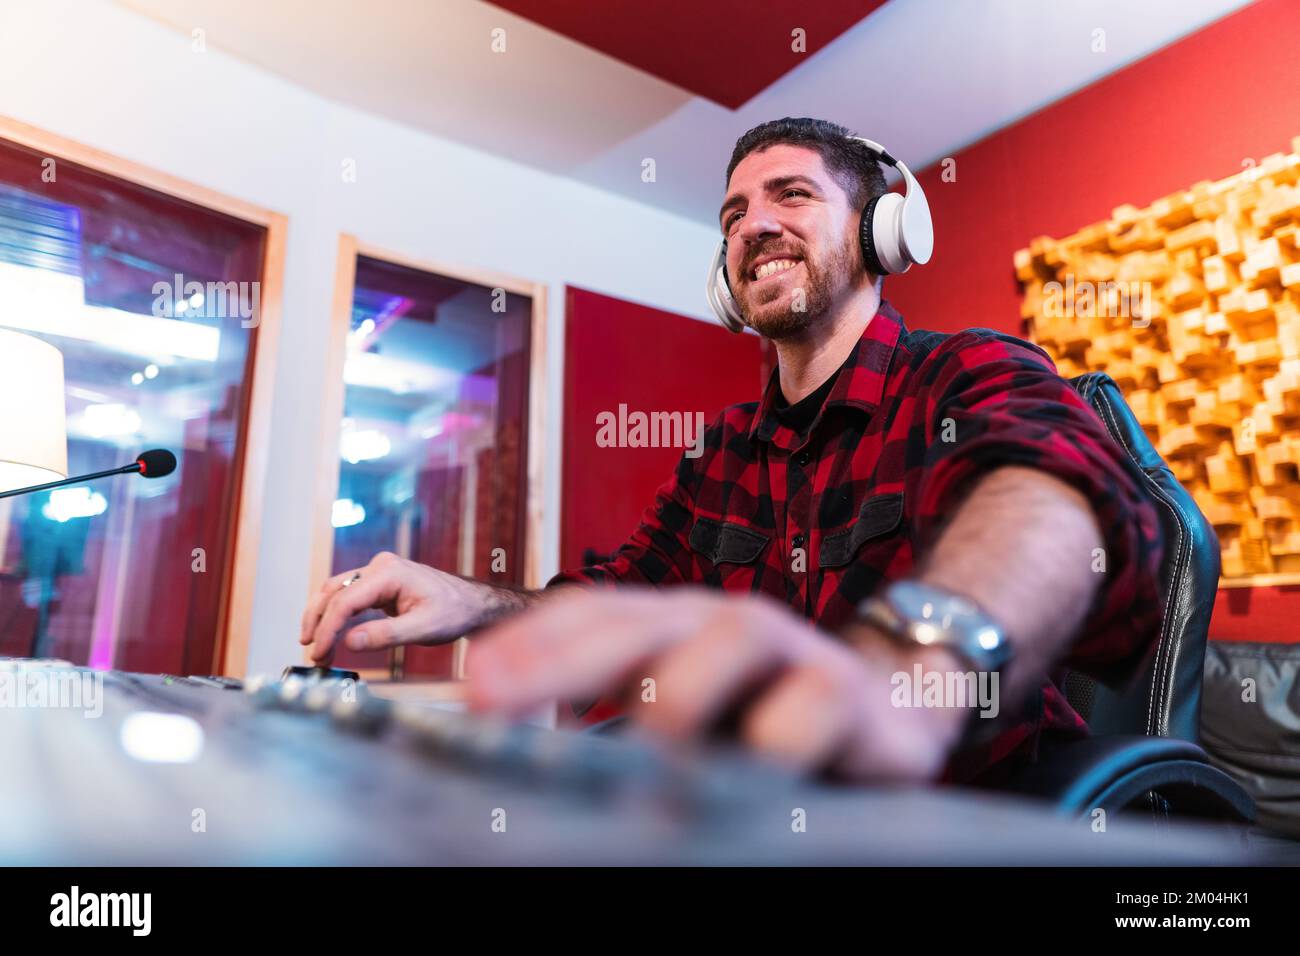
[862,192,909,275]
[859,195,888,277]
[716,266,745,331]
[898,186,934,266]
[706,239,746,332]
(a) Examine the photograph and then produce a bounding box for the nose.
[732,206,783,279]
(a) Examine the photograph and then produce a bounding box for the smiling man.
[301,118,1165,785]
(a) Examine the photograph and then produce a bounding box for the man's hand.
[299,552,533,664]
[467,587,969,783]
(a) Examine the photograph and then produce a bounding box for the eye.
[725,189,808,232]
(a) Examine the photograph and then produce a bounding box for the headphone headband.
[706,135,933,332]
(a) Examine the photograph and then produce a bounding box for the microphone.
[0,449,177,501]
[135,449,177,478]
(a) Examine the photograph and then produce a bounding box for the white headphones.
[705,136,934,332]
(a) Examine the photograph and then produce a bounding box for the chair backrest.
[1064,373,1221,742]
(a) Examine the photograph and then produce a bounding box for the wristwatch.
[855,580,1012,674]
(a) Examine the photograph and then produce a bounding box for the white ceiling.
[115,0,1258,229]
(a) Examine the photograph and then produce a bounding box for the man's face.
[718,144,862,339]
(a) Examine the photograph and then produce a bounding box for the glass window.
[0,135,267,674]
[327,254,534,679]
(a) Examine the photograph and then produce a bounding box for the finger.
[634,609,786,740]
[301,572,354,655]
[309,641,335,667]
[739,664,855,774]
[343,613,427,653]
[309,573,400,663]
[829,672,956,784]
[300,590,333,647]
[467,590,699,717]
[299,569,362,645]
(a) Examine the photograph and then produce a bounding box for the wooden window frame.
[0,114,287,677]
[311,234,548,677]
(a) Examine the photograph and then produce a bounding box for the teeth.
[754,259,798,280]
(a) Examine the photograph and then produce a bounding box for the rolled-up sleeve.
[910,329,1165,679]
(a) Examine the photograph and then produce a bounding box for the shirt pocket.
[689,517,770,566]
[818,492,904,568]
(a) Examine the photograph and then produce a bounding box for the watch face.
[890,580,977,629]
[886,581,1008,669]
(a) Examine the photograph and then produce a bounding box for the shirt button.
[792,534,805,548]
[796,451,811,466]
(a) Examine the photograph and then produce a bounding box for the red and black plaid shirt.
[550,301,1165,785]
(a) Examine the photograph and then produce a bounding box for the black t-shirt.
[773,363,842,435]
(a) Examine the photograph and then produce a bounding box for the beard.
[738,232,857,340]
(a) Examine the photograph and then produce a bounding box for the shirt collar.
[749,300,906,446]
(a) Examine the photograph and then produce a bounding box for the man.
[301,118,1164,785]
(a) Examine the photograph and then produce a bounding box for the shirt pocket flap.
[818,492,904,568]
[689,517,770,565]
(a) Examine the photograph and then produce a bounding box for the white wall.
[0,0,722,677]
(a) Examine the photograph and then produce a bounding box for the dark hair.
[724,117,886,212]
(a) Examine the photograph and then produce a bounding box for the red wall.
[560,286,768,571]
[885,0,1300,643]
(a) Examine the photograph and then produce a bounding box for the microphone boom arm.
[0,450,175,500]
[0,462,142,501]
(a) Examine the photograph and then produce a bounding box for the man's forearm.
[470,574,622,633]
[913,465,1105,701]
[472,578,545,628]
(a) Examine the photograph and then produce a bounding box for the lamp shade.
[0,328,68,493]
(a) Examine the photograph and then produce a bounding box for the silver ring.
[341,571,362,588]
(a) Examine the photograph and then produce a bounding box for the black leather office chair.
[1005,372,1256,823]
